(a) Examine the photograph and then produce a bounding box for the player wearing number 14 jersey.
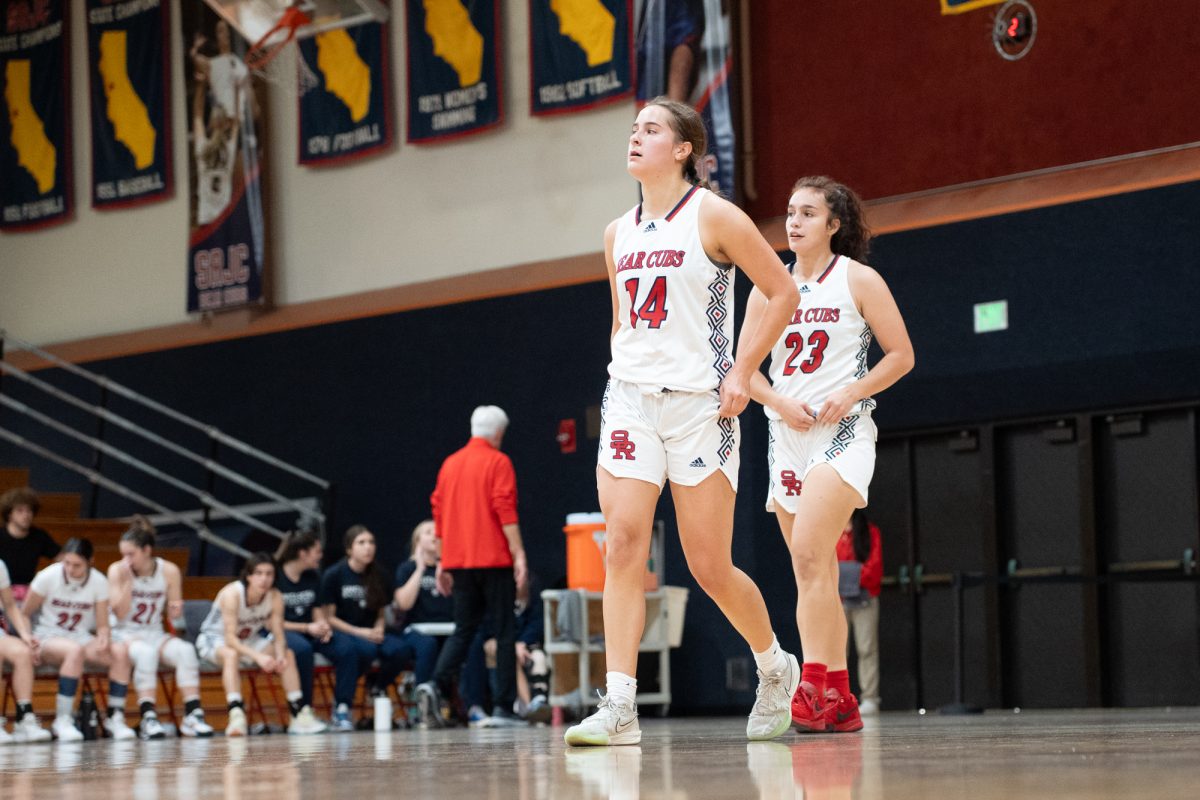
[748,176,913,734]
[23,538,137,741]
[567,98,802,747]
[108,518,212,738]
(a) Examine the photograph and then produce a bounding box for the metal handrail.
[0,425,251,559]
[0,393,286,540]
[1,331,330,490]
[0,358,321,526]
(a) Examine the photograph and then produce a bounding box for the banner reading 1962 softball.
[405,0,502,142]
[297,16,393,165]
[530,0,632,116]
[0,0,71,231]
[86,0,172,209]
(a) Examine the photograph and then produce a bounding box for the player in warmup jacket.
[107,518,213,739]
[22,538,136,741]
[196,553,326,736]
[0,557,52,742]
[565,97,801,747]
[748,176,913,732]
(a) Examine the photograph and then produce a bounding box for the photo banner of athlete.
[86,0,172,209]
[635,0,733,196]
[529,0,633,116]
[297,13,393,165]
[0,0,71,232]
[405,0,502,142]
[182,1,268,313]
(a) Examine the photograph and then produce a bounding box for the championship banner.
[297,15,393,165]
[86,0,171,209]
[941,0,1004,13]
[405,0,502,142]
[529,0,633,116]
[0,0,71,231]
[182,2,268,313]
[635,0,734,196]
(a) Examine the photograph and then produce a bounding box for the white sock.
[226,692,243,706]
[606,671,637,706]
[287,690,303,704]
[752,635,788,675]
[56,693,74,720]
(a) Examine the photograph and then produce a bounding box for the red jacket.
[836,523,883,598]
[430,437,519,569]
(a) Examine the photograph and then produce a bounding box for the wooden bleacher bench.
[37,493,82,519]
[39,518,129,548]
[0,467,30,493]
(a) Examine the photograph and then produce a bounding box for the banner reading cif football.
[635,0,733,197]
[297,16,393,165]
[0,0,71,231]
[529,0,633,116]
[405,0,502,142]
[182,2,268,313]
[87,0,171,209]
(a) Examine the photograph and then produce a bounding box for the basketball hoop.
[243,3,321,98]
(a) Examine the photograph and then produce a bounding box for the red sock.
[827,669,851,697]
[801,663,827,695]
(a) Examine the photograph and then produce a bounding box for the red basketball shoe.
[823,688,864,733]
[790,682,829,732]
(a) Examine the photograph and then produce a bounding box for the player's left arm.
[701,197,799,417]
[164,561,184,628]
[269,591,290,666]
[816,264,915,424]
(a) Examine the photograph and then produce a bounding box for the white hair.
[470,405,509,440]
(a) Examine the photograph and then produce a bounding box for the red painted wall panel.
[745,0,1200,218]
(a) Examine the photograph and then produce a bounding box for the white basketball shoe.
[563,695,640,747]
[746,651,800,741]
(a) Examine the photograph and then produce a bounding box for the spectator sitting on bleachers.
[320,525,415,728]
[107,517,213,740]
[461,570,551,726]
[195,553,327,736]
[0,556,52,742]
[22,538,136,741]
[0,488,61,597]
[390,521,448,692]
[275,531,360,732]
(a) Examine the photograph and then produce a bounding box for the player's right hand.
[776,398,818,431]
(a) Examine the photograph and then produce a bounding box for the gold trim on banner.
[940,0,1005,14]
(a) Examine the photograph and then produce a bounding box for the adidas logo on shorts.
[689,457,706,468]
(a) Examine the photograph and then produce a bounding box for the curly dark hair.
[790,176,871,262]
[0,487,40,523]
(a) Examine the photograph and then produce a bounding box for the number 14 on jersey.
[624,276,669,328]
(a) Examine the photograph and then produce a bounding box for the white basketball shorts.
[766,413,877,513]
[598,378,740,490]
[195,632,272,667]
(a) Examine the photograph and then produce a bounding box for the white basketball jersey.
[207,54,246,118]
[195,129,237,225]
[199,581,273,641]
[766,255,877,418]
[30,564,109,637]
[0,558,9,590]
[114,557,168,635]
[607,186,735,393]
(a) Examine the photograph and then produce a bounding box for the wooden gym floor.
[2,709,1199,799]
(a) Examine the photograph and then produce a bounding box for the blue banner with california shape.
[529,0,633,116]
[86,0,172,209]
[0,0,71,231]
[941,0,1004,14]
[297,14,393,165]
[405,0,502,142]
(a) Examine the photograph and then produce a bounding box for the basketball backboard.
[202,0,389,46]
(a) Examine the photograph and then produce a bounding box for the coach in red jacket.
[415,406,528,727]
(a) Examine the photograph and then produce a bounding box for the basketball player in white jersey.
[107,519,213,739]
[0,557,52,742]
[22,538,136,741]
[190,21,248,120]
[747,176,913,733]
[565,98,801,746]
[192,72,239,227]
[196,553,325,736]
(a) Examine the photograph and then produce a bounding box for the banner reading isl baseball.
[86,0,172,209]
[0,0,71,231]
[297,14,393,165]
[636,0,733,197]
[181,2,268,313]
[405,0,502,142]
[529,0,633,116]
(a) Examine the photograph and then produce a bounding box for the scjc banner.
[86,0,172,209]
[0,0,71,231]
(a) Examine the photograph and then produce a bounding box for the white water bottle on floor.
[374,694,393,731]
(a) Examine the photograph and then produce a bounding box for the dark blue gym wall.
[3,182,1198,712]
